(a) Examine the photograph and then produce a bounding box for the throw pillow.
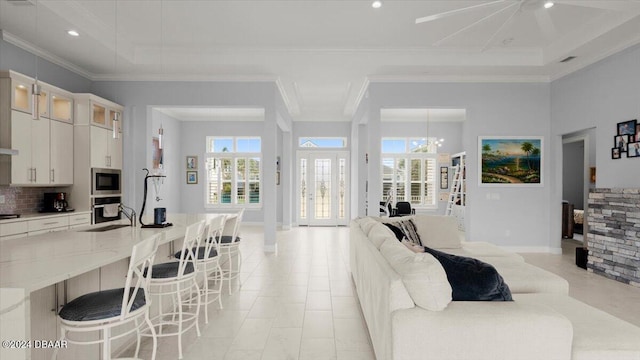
[383,223,405,241]
[396,219,422,246]
[423,247,513,301]
[380,239,452,311]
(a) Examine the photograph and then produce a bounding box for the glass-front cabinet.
[11,77,31,113]
[92,102,107,127]
[51,92,73,123]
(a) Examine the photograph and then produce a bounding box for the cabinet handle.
[34,168,37,182]
[51,169,55,182]
[43,222,60,225]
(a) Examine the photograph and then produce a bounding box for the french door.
[297,151,349,226]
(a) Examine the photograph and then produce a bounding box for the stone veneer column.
[587,188,640,287]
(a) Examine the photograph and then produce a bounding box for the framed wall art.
[479,136,543,186]
[186,171,198,184]
[440,166,449,189]
[186,156,198,170]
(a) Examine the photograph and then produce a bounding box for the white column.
[263,108,278,252]
[282,131,292,229]
[366,106,381,217]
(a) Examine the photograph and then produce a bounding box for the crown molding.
[1,30,94,80]
[367,74,551,83]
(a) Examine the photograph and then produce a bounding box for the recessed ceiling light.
[544,1,554,9]
[372,1,382,9]
[67,30,79,37]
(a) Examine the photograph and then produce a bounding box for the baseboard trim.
[502,246,562,254]
[263,244,277,253]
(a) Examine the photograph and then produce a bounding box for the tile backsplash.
[0,186,72,214]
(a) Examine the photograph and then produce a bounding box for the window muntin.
[206,137,261,207]
[299,137,347,148]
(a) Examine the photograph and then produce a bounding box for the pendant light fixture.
[158,125,164,149]
[112,1,119,139]
[31,0,40,120]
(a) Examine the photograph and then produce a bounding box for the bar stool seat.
[58,288,146,322]
[175,247,218,260]
[147,262,195,279]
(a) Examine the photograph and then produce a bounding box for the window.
[299,137,347,148]
[205,137,261,206]
[381,138,437,208]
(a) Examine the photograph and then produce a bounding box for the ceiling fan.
[415,0,640,51]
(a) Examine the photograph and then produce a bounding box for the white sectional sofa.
[350,215,640,360]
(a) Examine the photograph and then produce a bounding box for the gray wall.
[356,82,553,251]
[551,44,640,189]
[550,44,640,248]
[0,39,91,93]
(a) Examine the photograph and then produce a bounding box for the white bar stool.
[175,214,226,323]
[54,234,160,360]
[142,220,203,359]
[214,209,244,294]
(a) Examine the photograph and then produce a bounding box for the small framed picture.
[186,156,198,170]
[614,135,629,152]
[617,119,637,136]
[635,124,640,142]
[440,167,449,189]
[627,142,640,158]
[612,147,621,159]
[186,171,198,184]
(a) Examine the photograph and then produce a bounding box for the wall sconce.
[158,125,164,149]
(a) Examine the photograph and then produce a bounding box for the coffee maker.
[43,192,70,212]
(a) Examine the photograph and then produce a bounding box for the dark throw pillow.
[397,219,422,246]
[383,223,405,241]
[423,247,513,301]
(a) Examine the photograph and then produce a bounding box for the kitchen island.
[0,214,213,360]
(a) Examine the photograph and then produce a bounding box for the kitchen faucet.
[119,203,137,227]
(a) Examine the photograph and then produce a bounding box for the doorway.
[297,151,349,226]
[562,129,594,246]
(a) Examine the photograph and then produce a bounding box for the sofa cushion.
[358,217,380,236]
[370,223,396,249]
[423,247,513,301]
[380,239,451,311]
[413,215,462,249]
[383,222,405,241]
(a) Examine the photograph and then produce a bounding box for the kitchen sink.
[81,224,131,232]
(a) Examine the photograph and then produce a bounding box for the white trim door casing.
[297,151,349,226]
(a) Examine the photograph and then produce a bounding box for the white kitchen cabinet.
[90,123,122,169]
[30,285,59,360]
[75,94,124,172]
[10,110,51,185]
[50,120,74,185]
[1,71,75,186]
[0,212,92,241]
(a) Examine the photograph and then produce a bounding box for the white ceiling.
[154,107,265,122]
[1,0,639,122]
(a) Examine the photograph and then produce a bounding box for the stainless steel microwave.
[92,168,121,195]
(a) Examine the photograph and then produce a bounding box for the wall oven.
[92,196,122,224]
[92,168,121,195]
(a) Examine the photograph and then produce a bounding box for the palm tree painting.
[479,137,543,185]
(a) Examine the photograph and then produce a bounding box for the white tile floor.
[122,227,640,360]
